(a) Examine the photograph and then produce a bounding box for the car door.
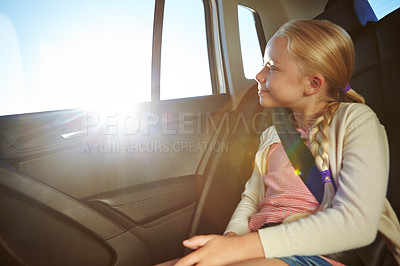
[0,0,328,265]
[0,0,228,264]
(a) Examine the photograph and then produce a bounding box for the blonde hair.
[275,20,365,211]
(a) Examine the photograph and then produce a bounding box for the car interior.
[0,0,399,265]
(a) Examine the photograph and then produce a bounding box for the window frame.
[237,4,267,79]
[251,8,267,58]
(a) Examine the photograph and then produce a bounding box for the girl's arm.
[223,166,262,235]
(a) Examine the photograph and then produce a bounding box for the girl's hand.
[174,232,264,266]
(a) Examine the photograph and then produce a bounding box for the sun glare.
[39,29,151,112]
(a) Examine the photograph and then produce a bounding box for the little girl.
[174,20,400,265]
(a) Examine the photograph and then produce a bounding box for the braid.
[310,101,341,210]
[282,102,340,223]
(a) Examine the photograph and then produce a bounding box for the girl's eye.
[266,62,275,71]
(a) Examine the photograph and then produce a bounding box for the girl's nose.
[255,67,267,83]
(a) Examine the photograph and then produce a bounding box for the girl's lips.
[258,90,269,96]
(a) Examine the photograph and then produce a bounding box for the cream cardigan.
[225,102,400,262]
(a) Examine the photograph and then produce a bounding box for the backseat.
[376,9,400,217]
[196,0,400,236]
[317,0,400,216]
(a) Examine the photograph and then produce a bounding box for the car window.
[368,0,400,20]
[160,0,212,100]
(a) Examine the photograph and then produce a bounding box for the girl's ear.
[305,74,325,96]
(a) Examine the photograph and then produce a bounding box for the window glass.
[0,0,155,116]
[368,0,400,20]
[237,5,263,80]
[160,0,212,100]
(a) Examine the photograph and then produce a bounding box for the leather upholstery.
[318,0,400,219]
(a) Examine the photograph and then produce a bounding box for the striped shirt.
[248,141,319,231]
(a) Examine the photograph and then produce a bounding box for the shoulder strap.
[272,107,327,204]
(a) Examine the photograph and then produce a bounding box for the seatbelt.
[272,107,332,204]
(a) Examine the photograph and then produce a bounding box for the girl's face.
[256,35,308,109]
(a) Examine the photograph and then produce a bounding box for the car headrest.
[315,0,377,34]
